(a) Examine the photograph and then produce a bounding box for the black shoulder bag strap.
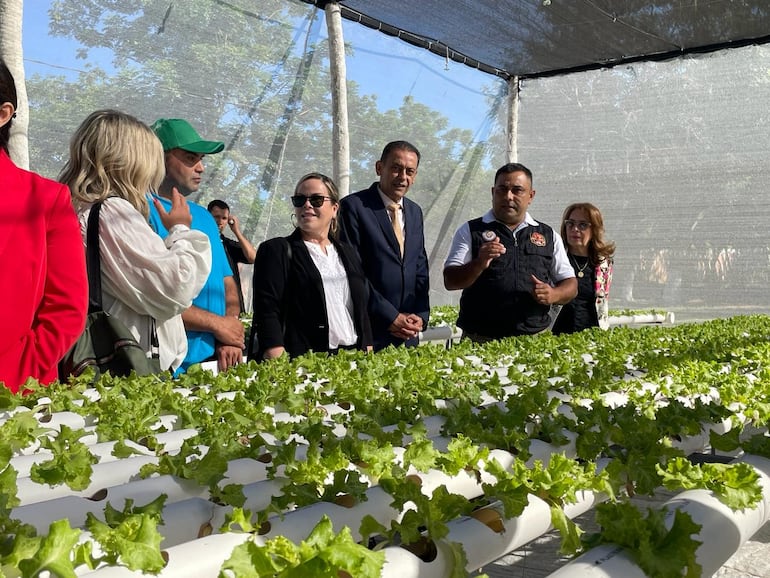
[86,201,160,358]
[85,202,105,314]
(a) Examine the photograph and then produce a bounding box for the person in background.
[443,162,577,342]
[207,199,256,313]
[0,60,88,393]
[339,141,429,350]
[60,109,211,373]
[148,118,243,372]
[251,173,372,359]
[552,202,615,333]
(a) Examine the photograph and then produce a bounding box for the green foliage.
[2,315,770,574]
[221,515,384,577]
[585,502,702,578]
[30,425,98,490]
[657,458,762,511]
[86,497,167,572]
[30,0,487,244]
[16,519,83,578]
[6,497,167,578]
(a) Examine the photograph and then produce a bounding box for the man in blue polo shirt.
[148,118,244,372]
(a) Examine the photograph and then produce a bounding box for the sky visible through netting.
[21,1,770,319]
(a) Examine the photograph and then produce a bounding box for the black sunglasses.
[291,194,332,208]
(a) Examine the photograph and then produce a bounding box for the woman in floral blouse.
[552,203,614,334]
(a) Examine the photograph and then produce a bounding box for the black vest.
[458,218,555,338]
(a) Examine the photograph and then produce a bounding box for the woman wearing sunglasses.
[250,173,373,359]
[552,202,615,334]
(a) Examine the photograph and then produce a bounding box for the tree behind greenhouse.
[26,0,495,248]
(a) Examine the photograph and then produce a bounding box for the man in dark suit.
[339,141,430,350]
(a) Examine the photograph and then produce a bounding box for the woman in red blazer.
[0,61,88,392]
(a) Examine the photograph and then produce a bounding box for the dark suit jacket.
[250,228,372,359]
[339,183,430,349]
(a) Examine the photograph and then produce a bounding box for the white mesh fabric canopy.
[20,0,770,318]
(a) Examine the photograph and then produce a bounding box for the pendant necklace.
[570,254,589,278]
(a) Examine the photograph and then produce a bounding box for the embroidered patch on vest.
[530,232,546,247]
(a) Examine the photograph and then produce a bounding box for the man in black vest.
[443,163,577,342]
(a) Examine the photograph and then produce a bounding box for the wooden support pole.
[507,76,520,163]
[0,0,29,168]
[324,2,350,197]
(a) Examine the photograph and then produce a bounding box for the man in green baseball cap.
[152,118,225,156]
[151,118,225,196]
[147,118,244,373]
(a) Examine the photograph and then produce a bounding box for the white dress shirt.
[304,241,358,348]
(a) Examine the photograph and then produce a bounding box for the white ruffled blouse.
[77,197,212,371]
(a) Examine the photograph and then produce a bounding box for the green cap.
[151,118,225,154]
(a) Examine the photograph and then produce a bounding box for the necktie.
[387,203,404,257]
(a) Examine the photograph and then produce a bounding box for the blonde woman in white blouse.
[59,110,212,372]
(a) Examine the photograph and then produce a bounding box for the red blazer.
[0,150,88,393]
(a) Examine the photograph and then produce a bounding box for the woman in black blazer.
[250,173,373,360]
